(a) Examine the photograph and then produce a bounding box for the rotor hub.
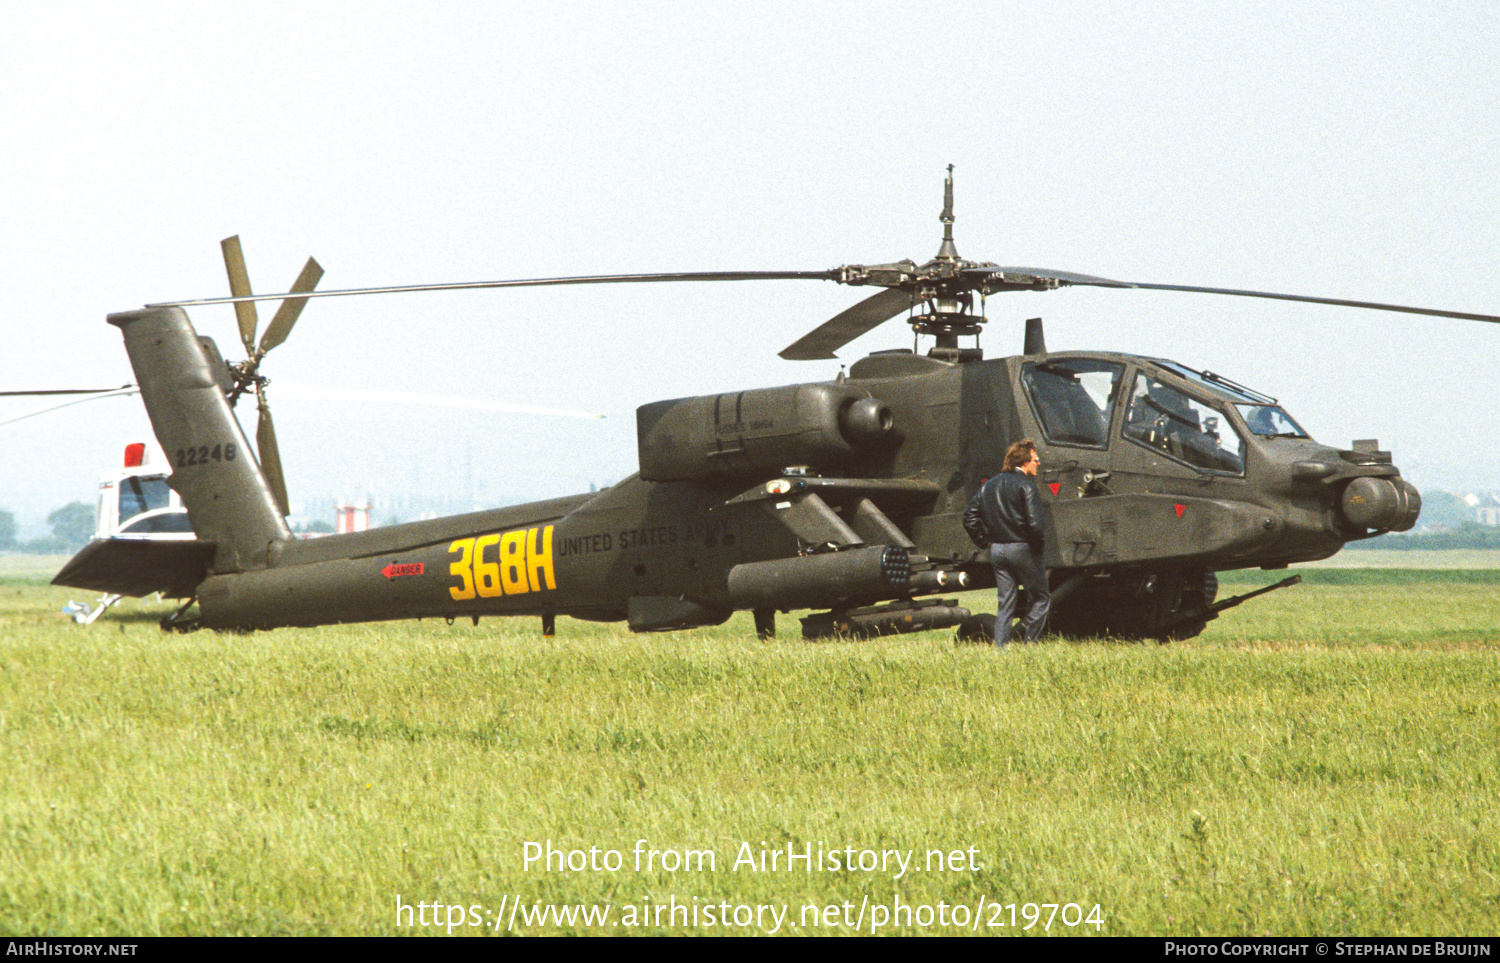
[226,358,267,405]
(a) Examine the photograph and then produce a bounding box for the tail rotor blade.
[259,257,325,356]
[255,388,290,517]
[221,236,259,355]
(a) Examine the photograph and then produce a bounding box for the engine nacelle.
[637,383,894,482]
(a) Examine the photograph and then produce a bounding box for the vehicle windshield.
[119,476,172,522]
[118,510,195,536]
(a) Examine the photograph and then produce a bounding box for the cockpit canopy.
[1019,359,1122,448]
[1149,359,1308,439]
[1020,354,1312,476]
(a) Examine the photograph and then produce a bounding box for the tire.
[1158,570,1218,642]
[955,613,998,644]
[1048,569,1215,642]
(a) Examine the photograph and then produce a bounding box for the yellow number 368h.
[448,525,556,601]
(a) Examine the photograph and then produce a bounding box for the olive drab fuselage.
[55,305,1417,639]
[51,169,1483,638]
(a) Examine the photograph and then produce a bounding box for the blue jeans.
[989,542,1050,644]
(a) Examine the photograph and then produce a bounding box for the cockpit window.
[1021,359,1124,449]
[1124,373,1245,474]
[1148,359,1276,405]
[1236,404,1309,439]
[1145,359,1309,440]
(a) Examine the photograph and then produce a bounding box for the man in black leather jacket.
[962,439,1051,645]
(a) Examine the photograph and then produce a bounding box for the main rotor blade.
[255,391,290,517]
[220,236,259,354]
[1098,280,1500,324]
[0,386,139,427]
[968,266,1500,324]
[258,257,325,356]
[149,270,839,308]
[0,385,136,396]
[778,288,916,360]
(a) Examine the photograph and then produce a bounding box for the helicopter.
[50,170,1500,641]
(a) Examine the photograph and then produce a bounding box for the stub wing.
[52,538,216,598]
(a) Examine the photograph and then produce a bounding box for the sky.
[3,1,1498,536]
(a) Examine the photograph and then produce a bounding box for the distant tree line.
[1355,490,1500,550]
[0,502,93,554]
[1360,523,1500,551]
[292,519,335,534]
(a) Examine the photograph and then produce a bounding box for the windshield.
[1236,404,1309,438]
[1124,373,1245,474]
[119,476,172,522]
[118,510,195,536]
[1150,358,1310,441]
[1149,359,1276,405]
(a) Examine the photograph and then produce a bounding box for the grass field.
[1301,548,1500,570]
[2,561,1498,936]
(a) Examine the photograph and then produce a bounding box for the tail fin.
[109,307,290,572]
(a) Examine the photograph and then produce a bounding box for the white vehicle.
[58,441,209,624]
[95,441,194,541]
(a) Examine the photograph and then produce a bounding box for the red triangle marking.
[1048,482,1061,496]
[1174,503,1186,518]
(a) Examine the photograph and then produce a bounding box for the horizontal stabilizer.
[52,538,216,598]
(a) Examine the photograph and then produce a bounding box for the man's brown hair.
[1004,439,1038,472]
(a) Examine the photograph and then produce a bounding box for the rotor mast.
[913,165,984,361]
[936,164,959,262]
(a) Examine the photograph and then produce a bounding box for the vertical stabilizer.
[109,307,290,572]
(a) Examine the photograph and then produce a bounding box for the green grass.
[0,555,72,582]
[1299,548,1500,569]
[1222,567,1500,586]
[2,573,1498,936]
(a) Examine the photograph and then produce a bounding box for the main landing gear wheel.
[955,613,997,644]
[1047,569,1218,642]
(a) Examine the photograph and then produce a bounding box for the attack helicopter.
[52,171,1500,641]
